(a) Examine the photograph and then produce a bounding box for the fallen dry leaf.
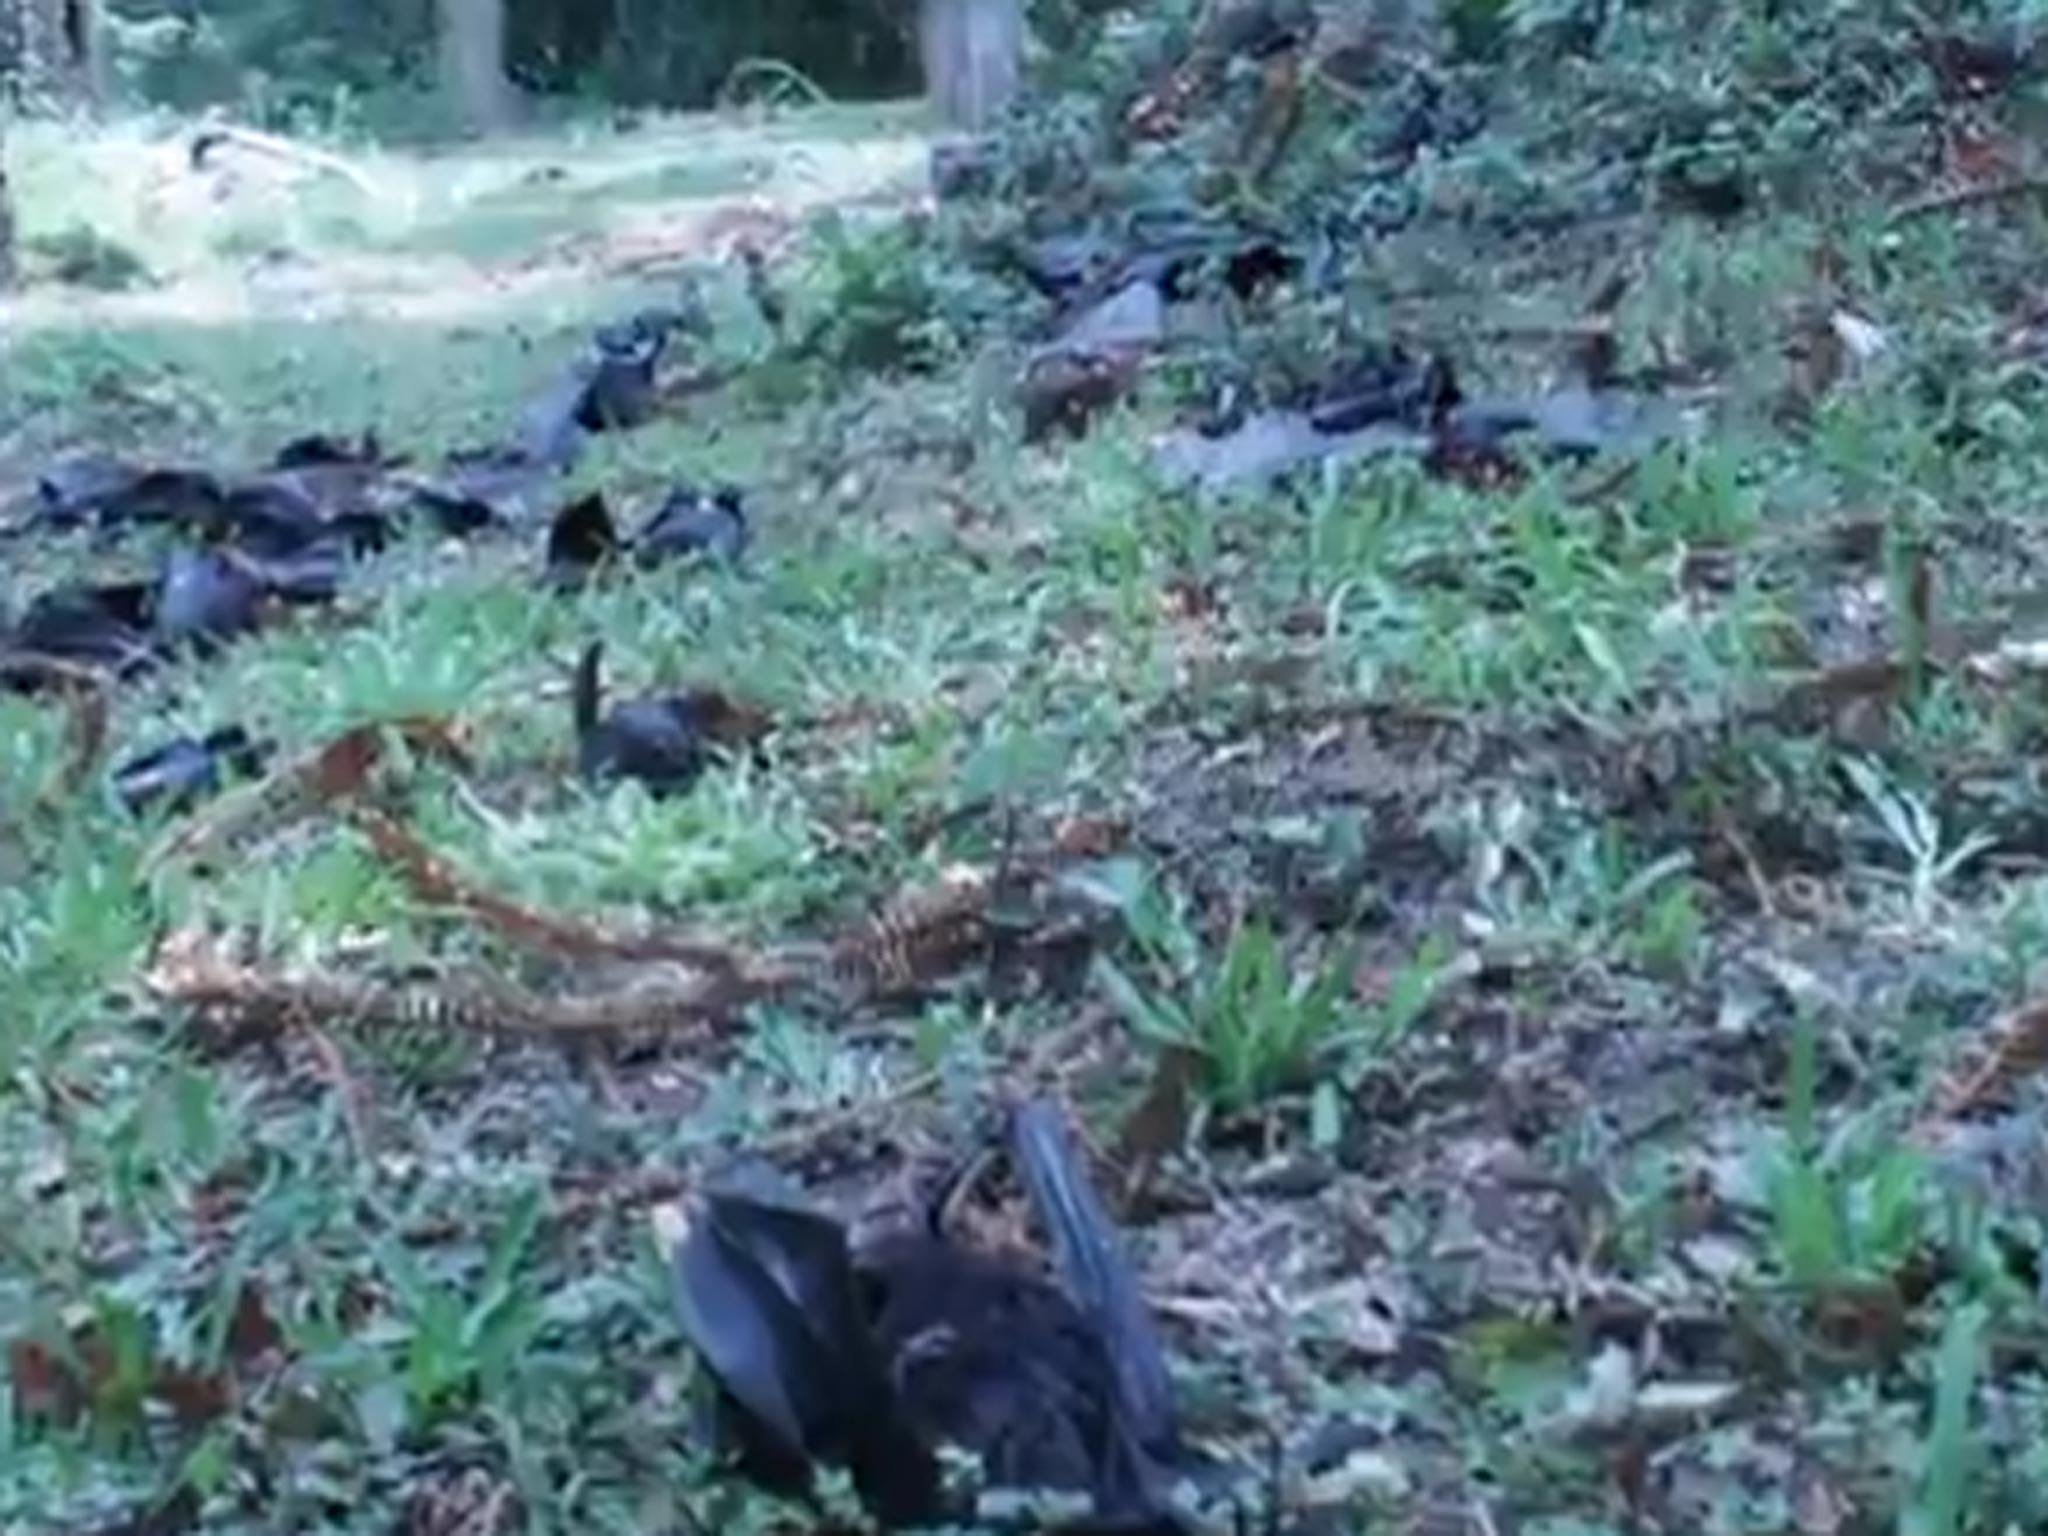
[1052,814,1129,859]
[52,681,111,800]
[1923,997,2048,1124]
[829,863,994,999]
[1117,1044,1201,1196]
[1793,1466,1852,1536]
[9,1321,237,1432]
[145,714,472,872]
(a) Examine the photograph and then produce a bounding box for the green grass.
[10,78,2048,1535]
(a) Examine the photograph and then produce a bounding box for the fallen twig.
[299,1021,376,1158]
[1919,997,2048,1127]
[1714,811,1779,921]
[43,680,110,806]
[748,1069,945,1157]
[352,807,759,981]
[144,716,470,874]
[1889,174,2048,223]
[190,121,383,199]
[142,928,750,1043]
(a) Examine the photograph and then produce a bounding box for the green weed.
[1902,1301,1987,1536]
[1090,864,1446,1125]
[1754,1014,1930,1296]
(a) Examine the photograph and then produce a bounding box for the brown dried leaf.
[1783,300,1847,410]
[1052,814,1129,859]
[1906,540,1935,645]
[1926,998,2048,1123]
[1807,1279,1908,1357]
[1159,575,1223,626]
[1944,120,2020,185]
[1240,47,1304,183]
[1119,1046,1199,1170]
[224,1285,285,1367]
[53,682,110,799]
[313,715,472,798]
[153,1362,237,1429]
[399,1469,521,1536]
[1571,267,1631,387]
[301,1021,376,1156]
[7,1337,81,1424]
[1759,658,1911,746]
[145,715,471,871]
[8,1324,233,1431]
[1124,70,1204,141]
[829,863,993,999]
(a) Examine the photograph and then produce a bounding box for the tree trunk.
[0,117,15,291]
[437,0,515,134]
[11,0,102,109]
[919,0,1024,132]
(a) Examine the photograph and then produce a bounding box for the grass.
[9,71,2048,1534]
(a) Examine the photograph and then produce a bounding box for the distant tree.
[0,117,14,290]
[919,0,1023,130]
[12,0,103,106]
[439,0,515,131]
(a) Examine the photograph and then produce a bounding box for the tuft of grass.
[1089,864,1447,1128]
[1903,1300,1986,1536]
[1753,1013,1931,1298]
[28,223,156,290]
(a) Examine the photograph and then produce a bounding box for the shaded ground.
[7,70,2048,1536]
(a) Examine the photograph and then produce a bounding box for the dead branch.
[1920,997,2048,1126]
[0,651,121,694]
[826,863,995,999]
[299,1021,377,1157]
[1889,174,2048,223]
[41,680,110,807]
[190,122,383,200]
[142,929,752,1044]
[144,716,471,874]
[351,808,761,981]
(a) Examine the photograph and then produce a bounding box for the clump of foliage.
[786,211,1009,378]
[1090,864,1445,1127]
[29,224,155,290]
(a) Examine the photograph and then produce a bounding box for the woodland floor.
[7,94,2048,1536]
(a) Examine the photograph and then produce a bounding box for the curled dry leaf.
[45,679,110,803]
[1053,813,1129,859]
[1758,658,1912,739]
[1924,998,2048,1124]
[829,863,994,999]
[144,714,471,872]
[1239,45,1305,182]
[1116,1045,1200,1199]
[8,1305,260,1432]
[399,1469,522,1536]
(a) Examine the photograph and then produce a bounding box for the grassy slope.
[5,91,2048,1535]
